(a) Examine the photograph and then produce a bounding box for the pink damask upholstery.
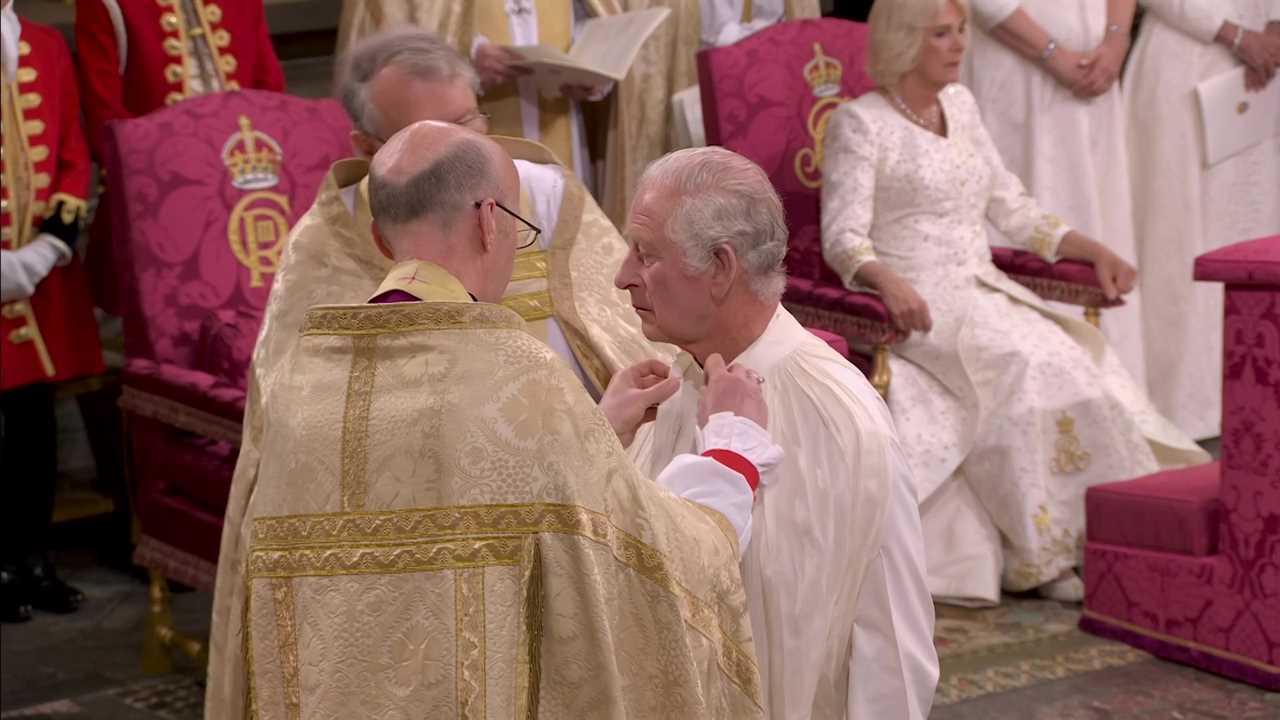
[1081,235,1280,690]
[104,89,352,587]
[697,19,1113,392]
[698,18,895,360]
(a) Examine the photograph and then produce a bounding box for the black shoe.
[25,560,84,615]
[0,565,33,623]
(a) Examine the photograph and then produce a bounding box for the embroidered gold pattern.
[455,568,487,719]
[1007,503,1082,590]
[1028,214,1066,259]
[227,191,289,287]
[48,193,87,226]
[15,67,36,83]
[300,303,526,337]
[27,145,48,163]
[501,289,555,322]
[17,40,29,56]
[269,579,301,720]
[339,337,378,511]
[22,119,44,136]
[514,539,542,719]
[250,502,762,701]
[1051,412,1091,474]
[794,44,849,189]
[510,250,550,282]
[18,92,40,110]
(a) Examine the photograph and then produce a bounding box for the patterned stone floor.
[4,556,1276,719]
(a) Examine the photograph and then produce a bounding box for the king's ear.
[709,242,740,299]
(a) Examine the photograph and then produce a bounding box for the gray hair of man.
[635,147,788,302]
[335,29,481,137]
[368,136,501,242]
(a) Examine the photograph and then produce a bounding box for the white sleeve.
[655,413,784,555]
[1139,0,1229,44]
[969,0,1022,31]
[848,454,940,720]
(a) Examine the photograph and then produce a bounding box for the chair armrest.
[991,247,1124,309]
[783,277,905,347]
[119,358,245,445]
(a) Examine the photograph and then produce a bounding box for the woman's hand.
[1044,46,1092,93]
[1059,231,1136,300]
[1075,33,1129,97]
[881,274,933,335]
[1232,29,1280,90]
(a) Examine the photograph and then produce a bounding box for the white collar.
[1,2,20,84]
[671,305,806,385]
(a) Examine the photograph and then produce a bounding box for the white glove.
[0,233,71,303]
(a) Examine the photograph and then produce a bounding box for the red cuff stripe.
[702,449,759,494]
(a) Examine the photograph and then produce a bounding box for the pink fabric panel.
[1194,235,1280,285]
[104,89,352,369]
[1085,462,1221,556]
[698,18,875,288]
[123,357,246,422]
[805,327,850,359]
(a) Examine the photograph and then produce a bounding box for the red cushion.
[785,277,892,324]
[1193,235,1280,285]
[805,327,850,359]
[1086,461,1222,556]
[123,357,246,422]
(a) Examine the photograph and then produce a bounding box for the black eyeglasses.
[476,200,542,250]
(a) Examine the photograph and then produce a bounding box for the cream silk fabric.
[205,137,668,718]
[631,307,939,719]
[963,0,1148,388]
[224,294,762,719]
[820,85,1209,603]
[1126,0,1280,439]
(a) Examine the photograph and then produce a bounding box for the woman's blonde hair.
[867,0,969,88]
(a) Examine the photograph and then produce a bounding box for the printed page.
[509,7,671,91]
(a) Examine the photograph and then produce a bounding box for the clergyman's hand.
[473,42,531,90]
[599,359,680,447]
[698,354,768,429]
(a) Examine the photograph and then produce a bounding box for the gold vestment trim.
[249,503,761,701]
[339,337,377,511]
[501,289,555,322]
[301,303,525,336]
[456,568,487,719]
[510,250,550,283]
[515,539,542,719]
[269,578,302,720]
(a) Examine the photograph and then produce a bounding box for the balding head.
[369,121,521,302]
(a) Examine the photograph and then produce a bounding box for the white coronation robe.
[1125,0,1280,439]
[633,307,940,720]
[821,84,1209,604]
[963,0,1148,386]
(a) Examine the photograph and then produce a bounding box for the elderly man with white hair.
[618,147,939,720]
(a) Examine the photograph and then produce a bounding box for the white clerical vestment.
[632,307,939,719]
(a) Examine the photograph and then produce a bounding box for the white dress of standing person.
[962,0,1148,388]
[821,0,1210,605]
[1125,0,1280,440]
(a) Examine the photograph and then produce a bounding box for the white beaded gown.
[821,84,1209,604]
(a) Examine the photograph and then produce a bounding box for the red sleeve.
[53,33,91,203]
[251,1,286,92]
[74,0,132,162]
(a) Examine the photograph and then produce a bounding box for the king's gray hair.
[636,147,788,302]
[335,29,480,137]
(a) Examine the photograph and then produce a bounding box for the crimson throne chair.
[697,18,1120,395]
[101,89,350,664]
[1081,235,1280,690]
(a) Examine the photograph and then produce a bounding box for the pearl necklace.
[889,90,942,132]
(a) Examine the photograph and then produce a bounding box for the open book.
[510,7,671,95]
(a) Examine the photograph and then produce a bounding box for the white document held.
[511,7,671,94]
[1195,66,1280,167]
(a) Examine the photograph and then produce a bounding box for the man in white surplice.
[619,147,938,719]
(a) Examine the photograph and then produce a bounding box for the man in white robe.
[619,146,938,719]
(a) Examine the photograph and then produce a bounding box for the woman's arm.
[1076,0,1137,97]
[976,4,1093,92]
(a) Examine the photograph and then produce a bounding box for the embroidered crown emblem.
[804,43,843,98]
[222,115,283,190]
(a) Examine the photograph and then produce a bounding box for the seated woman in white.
[821,0,1209,605]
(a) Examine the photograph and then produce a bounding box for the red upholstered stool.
[1081,235,1280,691]
[1085,462,1221,557]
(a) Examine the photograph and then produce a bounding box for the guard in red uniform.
[1,3,106,623]
[74,0,286,310]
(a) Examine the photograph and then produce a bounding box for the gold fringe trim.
[1082,608,1280,674]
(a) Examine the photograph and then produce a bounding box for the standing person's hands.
[473,41,532,90]
[1076,31,1129,97]
[1229,28,1280,91]
[1044,46,1093,93]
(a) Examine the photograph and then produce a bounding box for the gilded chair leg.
[871,344,891,401]
[1083,306,1101,328]
[140,568,208,674]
